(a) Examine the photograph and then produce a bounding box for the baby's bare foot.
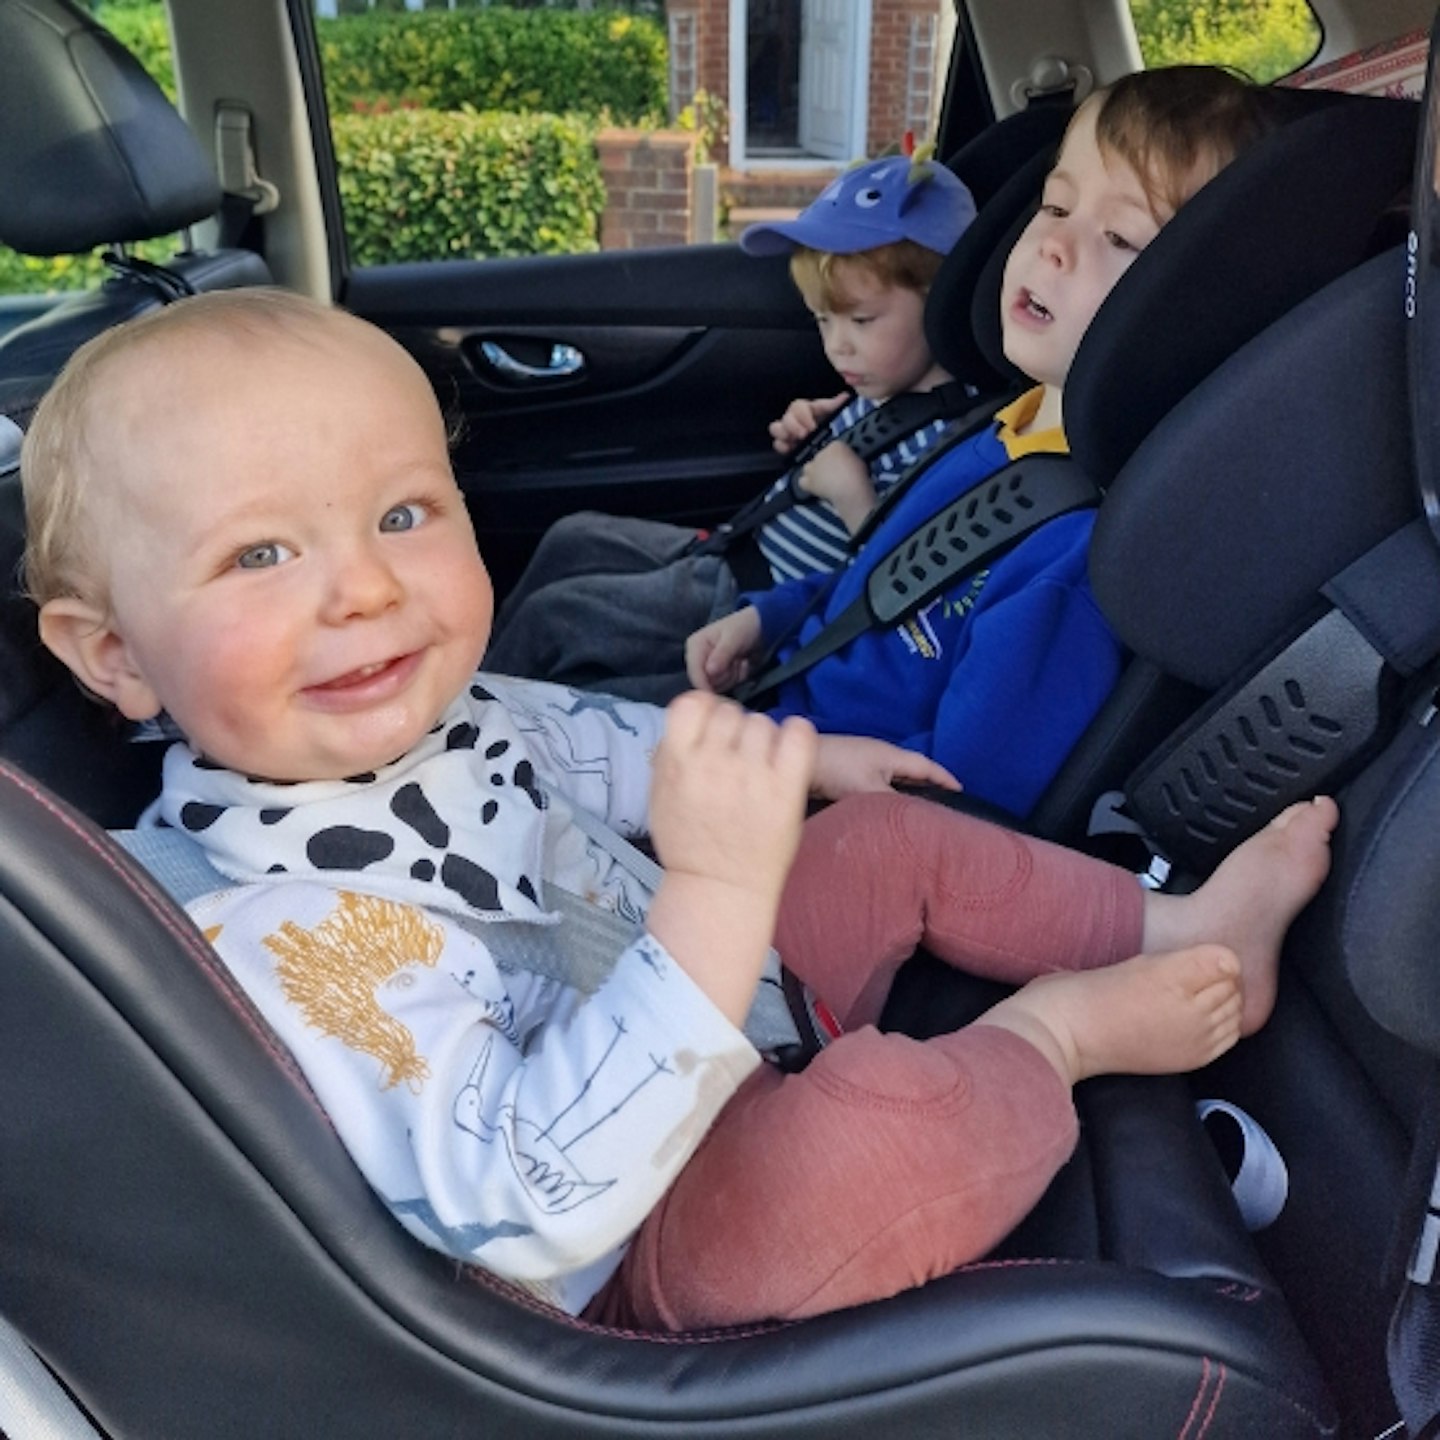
[975,945,1243,1087]
[1141,796,1338,1035]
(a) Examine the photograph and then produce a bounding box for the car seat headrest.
[0,0,222,255]
[926,146,1054,390]
[954,91,1416,488]
[1066,93,1416,484]
[1090,246,1417,690]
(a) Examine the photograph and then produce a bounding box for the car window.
[1128,0,1321,82]
[0,0,1327,312]
[312,1,965,268]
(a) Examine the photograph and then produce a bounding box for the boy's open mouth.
[1021,289,1053,321]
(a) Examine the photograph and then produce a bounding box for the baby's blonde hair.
[21,288,345,611]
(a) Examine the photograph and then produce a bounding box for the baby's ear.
[37,598,162,721]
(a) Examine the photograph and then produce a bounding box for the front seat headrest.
[0,0,222,255]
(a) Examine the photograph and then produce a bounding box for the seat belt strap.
[689,381,980,559]
[1123,518,1440,874]
[735,453,1100,707]
[845,389,1021,551]
[112,800,805,1061]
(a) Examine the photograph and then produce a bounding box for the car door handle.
[477,339,585,384]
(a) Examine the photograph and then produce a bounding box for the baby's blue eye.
[380,503,426,533]
[236,541,293,570]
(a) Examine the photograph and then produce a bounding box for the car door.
[284,0,889,602]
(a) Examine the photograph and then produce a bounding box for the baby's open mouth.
[313,656,408,690]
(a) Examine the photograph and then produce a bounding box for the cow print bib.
[153,687,555,926]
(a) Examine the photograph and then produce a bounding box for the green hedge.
[334,107,605,263]
[320,9,666,123]
[102,5,176,100]
[1130,0,1320,82]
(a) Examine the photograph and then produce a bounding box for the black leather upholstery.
[0,0,274,436]
[0,760,1336,1438]
[0,0,220,255]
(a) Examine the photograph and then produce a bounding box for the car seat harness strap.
[735,453,1101,707]
[688,381,980,564]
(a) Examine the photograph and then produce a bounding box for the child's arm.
[646,693,816,1025]
[811,735,959,799]
[769,391,850,455]
[685,605,764,693]
[797,442,877,535]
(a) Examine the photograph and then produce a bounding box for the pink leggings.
[586,792,1143,1332]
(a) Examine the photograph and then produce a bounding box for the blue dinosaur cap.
[739,155,976,259]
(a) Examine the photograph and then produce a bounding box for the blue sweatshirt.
[745,389,1122,818]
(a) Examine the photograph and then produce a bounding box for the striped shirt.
[755,395,952,584]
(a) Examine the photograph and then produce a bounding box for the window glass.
[0,0,179,308]
[1128,0,1321,83]
[316,1,957,263]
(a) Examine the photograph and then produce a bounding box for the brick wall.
[668,0,732,158]
[596,129,698,250]
[867,1,945,155]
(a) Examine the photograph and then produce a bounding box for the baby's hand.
[769,392,850,455]
[812,735,961,801]
[646,694,818,1025]
[651,693,817,900]
[797,442,877,533]
[685,606,763,693]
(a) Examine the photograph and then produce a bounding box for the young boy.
[482,153,975,703]
[24,287,1336,1334]
[687,67,1273,820]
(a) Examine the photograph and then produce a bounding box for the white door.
[798,0,858,159]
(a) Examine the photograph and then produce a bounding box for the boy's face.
[66,318,493,782]
[1000,99,1169,396]
[803,266,936,400]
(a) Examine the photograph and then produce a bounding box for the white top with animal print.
[158,674,762,1315]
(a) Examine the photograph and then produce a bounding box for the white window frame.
[727,0,872,171]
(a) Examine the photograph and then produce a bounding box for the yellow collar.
[994,387,1069,459]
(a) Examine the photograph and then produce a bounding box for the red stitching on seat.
[0,762,329,1119]
[1196,1362,1227,1437]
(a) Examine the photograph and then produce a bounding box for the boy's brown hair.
[788,238,946,313]
[1090,65,1272,219]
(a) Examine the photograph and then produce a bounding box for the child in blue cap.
[483,153,975,703]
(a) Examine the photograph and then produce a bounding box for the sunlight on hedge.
[1129,0,1321,82]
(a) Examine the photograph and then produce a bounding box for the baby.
[25,288,1337,1331]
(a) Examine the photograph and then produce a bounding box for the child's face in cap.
[1000,99,1169,398]
[802,263,937,401]
[60,316,494,781]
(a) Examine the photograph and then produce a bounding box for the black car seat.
[735,89,1415,770]
[0,0,274,433]
[1017,87,1415,845]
